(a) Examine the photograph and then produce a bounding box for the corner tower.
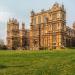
[19,22,26,49]
[30,2,66,50]
[7,18,20,49]
[73,22,75,30]
[50,2,66,49]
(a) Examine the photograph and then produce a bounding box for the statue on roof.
[31,10,35,16]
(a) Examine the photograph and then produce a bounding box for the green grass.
[0,49,75,75]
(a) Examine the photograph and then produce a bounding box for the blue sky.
[0,0,75,44]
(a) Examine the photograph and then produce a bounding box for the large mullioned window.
[52,32,56,49]
[38,16,41,24]
[33,17,36,25]
[44,16,48,24]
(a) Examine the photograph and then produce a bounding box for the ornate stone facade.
[7,3,75,50]
[30,3,75,50]
[7,18,29,50]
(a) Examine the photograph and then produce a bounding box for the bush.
[0,45,7,50]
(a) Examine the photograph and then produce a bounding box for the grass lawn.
[0,49,75,75]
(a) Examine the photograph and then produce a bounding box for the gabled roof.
[51,2,64,12]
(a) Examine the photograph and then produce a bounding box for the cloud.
[0,11,15,23]
[0,8,15,44]
[0,5,17,23]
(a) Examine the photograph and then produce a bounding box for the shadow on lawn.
[0,64,7,69]
[0,64,24,69]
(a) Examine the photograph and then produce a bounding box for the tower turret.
[73,22,75,30]
[22,22,25,30]
[7,18,20,49]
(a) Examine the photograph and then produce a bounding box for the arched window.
[38,16,41,24]
[52,32,56,48]
[33,17,36,25]
[44,16,48,23]
[52,13,57,20]
[52,23,57,31]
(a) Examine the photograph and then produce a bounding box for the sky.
[0,0,75,44]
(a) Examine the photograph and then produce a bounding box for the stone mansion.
[7,3,75,50]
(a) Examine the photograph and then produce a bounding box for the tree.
[0,39,7,50]
[0,39,4,46]
[13,40,20,50]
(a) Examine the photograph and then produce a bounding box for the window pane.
[33,17,36,25]
[44,16,47,23]
[38,16,41,24]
